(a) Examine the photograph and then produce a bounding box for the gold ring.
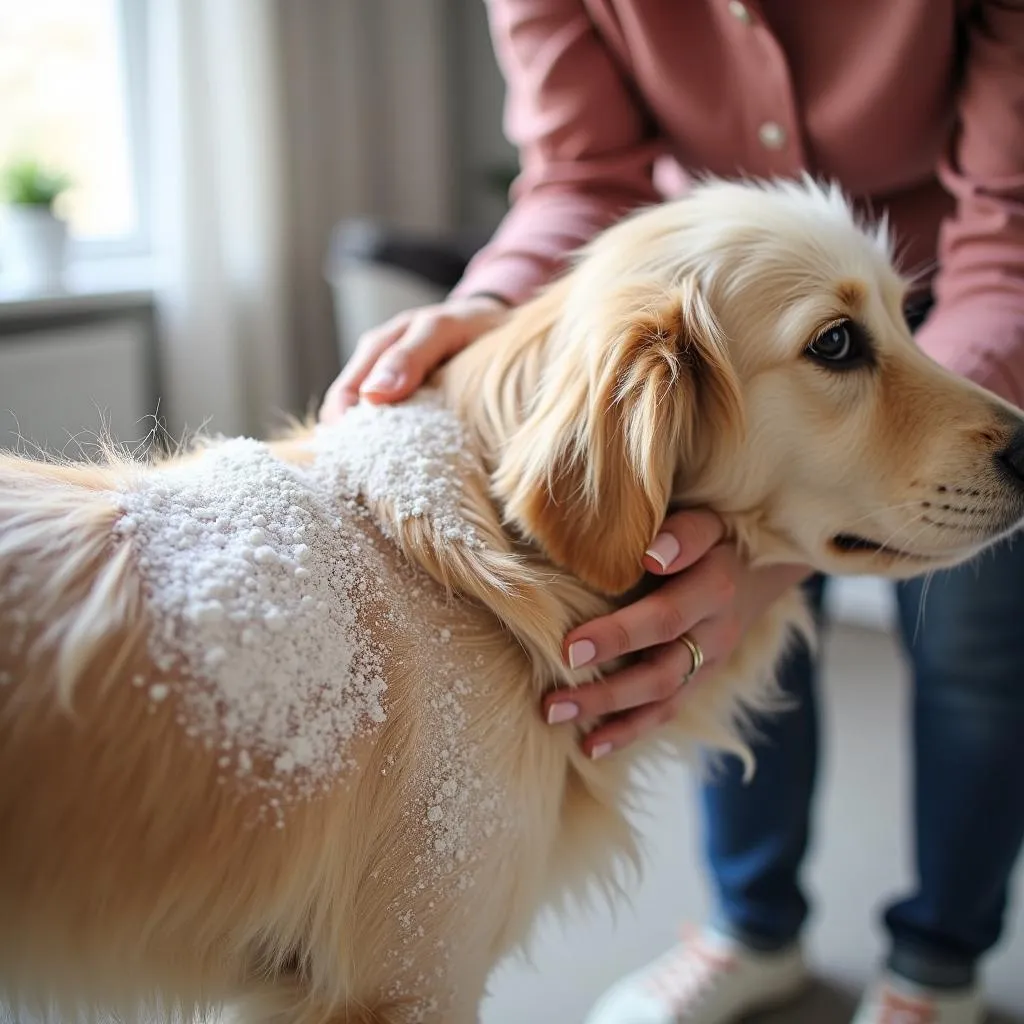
[677,633,704,683]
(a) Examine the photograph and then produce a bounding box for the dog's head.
[494,178,1024,594]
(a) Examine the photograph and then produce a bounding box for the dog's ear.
[494,279,743,595]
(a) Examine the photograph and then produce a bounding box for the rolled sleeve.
[451,0,664,306]
[915,2,1024,408]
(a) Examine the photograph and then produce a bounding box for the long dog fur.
[2,178,1023,1022]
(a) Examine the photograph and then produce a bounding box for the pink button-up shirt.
[451,0,1024,406]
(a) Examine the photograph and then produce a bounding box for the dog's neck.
[432,282,804,577]
[436,283,565,481]
[354,282,608,687]
[327,284,608,690]
[427,281,800,623]
[375,278,789,689]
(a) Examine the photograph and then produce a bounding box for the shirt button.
[758,121,787,150]
[728,0,753,23]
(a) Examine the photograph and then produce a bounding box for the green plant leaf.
[1,158,73,209]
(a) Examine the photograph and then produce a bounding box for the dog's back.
[0,416,563,1022]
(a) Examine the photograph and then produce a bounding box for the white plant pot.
[1,205,69,294]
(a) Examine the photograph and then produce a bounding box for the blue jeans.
[701,540,1024,989]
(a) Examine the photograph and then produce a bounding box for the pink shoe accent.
[644,926,738,1012]
[877,989,938,1024]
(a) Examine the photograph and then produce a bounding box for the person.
[319,3,1024,1022]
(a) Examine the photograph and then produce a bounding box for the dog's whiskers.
[913,569,937,645]
[872,510,933,554]
[840,500,931,532]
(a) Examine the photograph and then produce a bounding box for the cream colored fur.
[2,179,1023,1023]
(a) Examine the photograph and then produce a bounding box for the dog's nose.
[996,424,1024,488]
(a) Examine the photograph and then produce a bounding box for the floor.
[480,623,1024,1024]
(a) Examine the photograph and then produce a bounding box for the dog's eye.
[806,320,869,368]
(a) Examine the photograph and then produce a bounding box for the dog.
[2,177,1023,1024]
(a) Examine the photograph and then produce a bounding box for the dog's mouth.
[829,532,933,562]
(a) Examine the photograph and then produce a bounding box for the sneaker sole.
[735,972,812,1022]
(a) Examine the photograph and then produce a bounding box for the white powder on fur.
[113,439,390,812]
[380,618,509,1007]
[110,394,488,828]
[8,394,509,1015]
[416,628,503,872]
[111,396,510,1019]
[311,391,481,547]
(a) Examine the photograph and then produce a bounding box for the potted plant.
[0,158,73,294]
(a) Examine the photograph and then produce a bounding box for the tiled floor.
[481,623,1024,1024]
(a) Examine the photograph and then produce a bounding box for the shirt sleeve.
[450,0,664,306]
[914,2,1024,408]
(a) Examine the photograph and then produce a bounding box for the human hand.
[543,510,812,758]
[318,294,509,423]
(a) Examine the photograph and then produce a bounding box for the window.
[0,0,148,254]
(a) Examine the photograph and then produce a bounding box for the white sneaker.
[583,926,808,1023]
[852,973,983,1024]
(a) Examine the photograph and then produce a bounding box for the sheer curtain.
[143,0,456,437]
[276,0,455,409]
[147,0,292,439]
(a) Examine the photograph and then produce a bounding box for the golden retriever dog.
[2,178,1024,1024]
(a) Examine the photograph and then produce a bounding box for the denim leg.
[889,536,1024,989]
[701,576,826,951]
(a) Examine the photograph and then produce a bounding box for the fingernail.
[547,701,579,725]
[645,532,680,570]
[361,368,405,395]
[590,742,614,760]
[568,639,596,669]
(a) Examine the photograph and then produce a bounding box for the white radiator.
[0,298,155,456]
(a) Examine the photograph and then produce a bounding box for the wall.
[447,0,516,234]
[276,0,456,406]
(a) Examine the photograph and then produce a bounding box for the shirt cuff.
[913,300,1024,410]
[449,253,556,308]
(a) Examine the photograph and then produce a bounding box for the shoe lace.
[877,988,937,1024]
[644,926,737,1016]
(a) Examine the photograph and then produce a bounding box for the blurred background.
[0,3,1020,1021]
[0,0,514,449]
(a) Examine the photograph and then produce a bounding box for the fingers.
[550,614,742,759]
[359,317,434,404]
[545,619,713,723]
[563,543,739,668]
[582,698,678,760]
[318,319,407,423]
[318,297,508,423]
[642,508,725,574]
[365,314,473,400]
[318,376,352,425]
[550,533,750,758]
